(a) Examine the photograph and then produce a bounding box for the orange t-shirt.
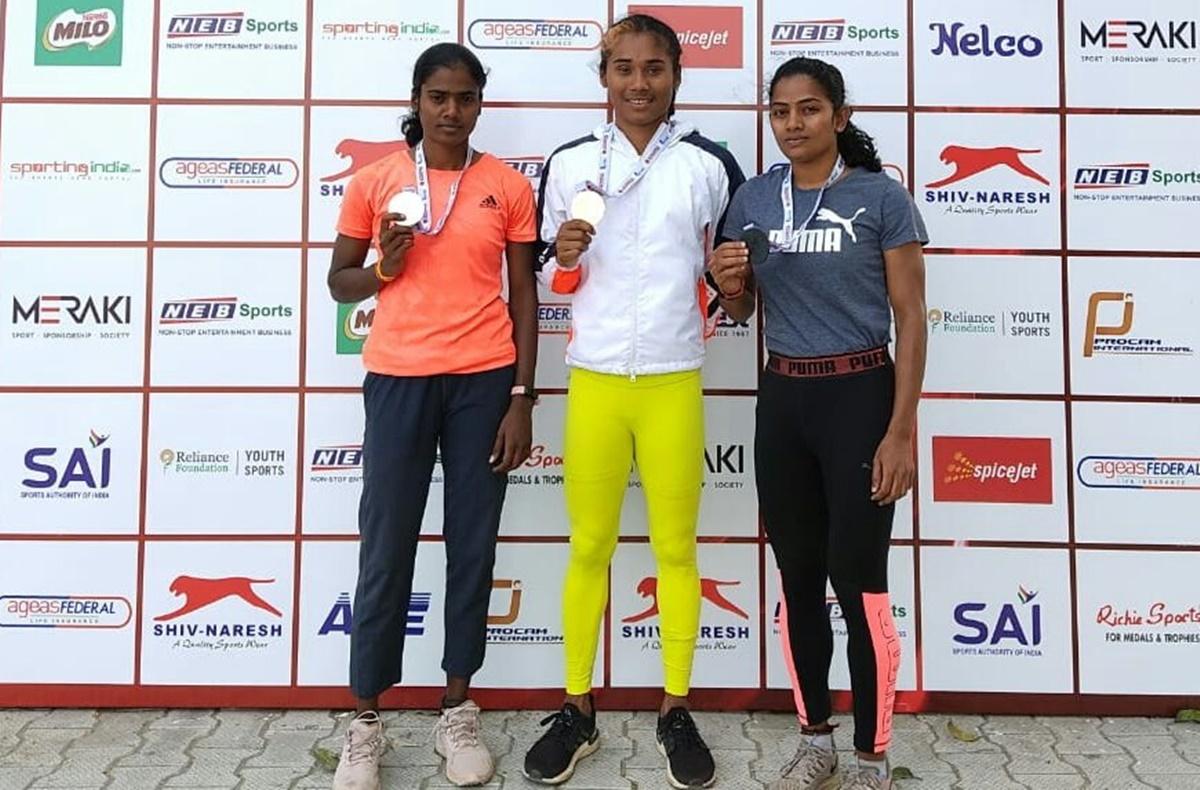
[336,150,536,376]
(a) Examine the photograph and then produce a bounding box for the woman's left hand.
[490,400,533,474]
[870,431,914,505]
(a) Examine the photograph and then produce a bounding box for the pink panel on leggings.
[776,573,809,726]
[863,591,901,752]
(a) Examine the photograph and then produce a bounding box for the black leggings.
[756,362,900,754]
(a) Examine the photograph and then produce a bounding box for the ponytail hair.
[768,57,882,172]
[401,43,488,148]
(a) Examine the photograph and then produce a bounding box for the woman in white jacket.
[522,13,744,790]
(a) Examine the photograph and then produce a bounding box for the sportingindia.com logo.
[8,160,140,179]
[320,21,450,39]
[159,158,298,189]
[467,18,603,50]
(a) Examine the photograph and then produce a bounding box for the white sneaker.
[769,740,839,790]
[842,766,892,789]
[333,711,386,790]
[434,700,495,786]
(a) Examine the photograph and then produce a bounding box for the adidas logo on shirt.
[479,194,500,210]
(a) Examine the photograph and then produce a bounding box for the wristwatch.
[511,384,539,403]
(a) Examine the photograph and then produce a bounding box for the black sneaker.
[523,701,600,785]
[656,707,715,789]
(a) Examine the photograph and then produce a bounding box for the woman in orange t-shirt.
[326,43,538,790]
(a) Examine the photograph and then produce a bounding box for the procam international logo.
[36,0,123,66]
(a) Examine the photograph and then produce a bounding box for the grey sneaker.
[769,740,839,790]
[433,700,495,786]
[842,766,892,789]
[333,711,386,790]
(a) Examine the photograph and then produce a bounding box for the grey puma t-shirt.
[722,166,928,358]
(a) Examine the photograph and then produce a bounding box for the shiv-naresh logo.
[321,139,408,183]
[925,145,1050,188]
[154,576,282,621]
[932,436,1053,504]
[623,577,749,622]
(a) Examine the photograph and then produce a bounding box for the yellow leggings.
[562,368,704,697]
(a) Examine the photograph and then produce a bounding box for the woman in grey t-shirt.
[709,57,929,790]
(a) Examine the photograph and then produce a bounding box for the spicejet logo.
[627,5,743,68]
[932,436,1053,504]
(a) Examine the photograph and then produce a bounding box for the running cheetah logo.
[622,577,750,623]
[925,145,1049,188]
[815,207,867,243]
[321,139,408,183]
[154,576,283,621]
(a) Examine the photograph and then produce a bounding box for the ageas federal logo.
[467,18,603,50]
[159,157,299,189]
[924,144,1052,218]
[318,591,431,637]
[953,584,1044,658]
[36,0,123,66]
[21,429,113,500]
[1077,455,1200,490]
[0,594,131,629]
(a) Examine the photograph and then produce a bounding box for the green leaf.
[1176,709,1200,723]
[311,746,340,771]
[892,765,918,780]
[947,720,981,742]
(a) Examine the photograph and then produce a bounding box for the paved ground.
[2,709,1199,789]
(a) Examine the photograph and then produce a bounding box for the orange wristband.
[374,259,396,283]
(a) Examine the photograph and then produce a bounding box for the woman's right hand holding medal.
[554,220,595,270]
[377,212,415,279]
[708,241,750,298]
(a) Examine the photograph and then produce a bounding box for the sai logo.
[953,585,1043,656]
[36,0,123,66]
[336,297,375,354]
[22,430,112,492]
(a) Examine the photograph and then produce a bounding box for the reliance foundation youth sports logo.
[927,307,1053,338]
[932,436,1053,505]
[1077,455,1200,490]
[36,0,123,66]
[627,5,742,68]
[1096,601,1200,646]
[622,577,751,652]
[924,144,1052,217]
[1082,292,1194,358]
[318,591,431,637]
[152,575,284,652]
[160,157,299,189]
[21,429,112,500]
[953,585,1044,658]
[0,594,131,628]
[467,18,603,50]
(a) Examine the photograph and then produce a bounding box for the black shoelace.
[662,711,706,751]
[539,706,585,742]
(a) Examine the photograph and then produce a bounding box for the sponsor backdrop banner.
[1,0,1196,710]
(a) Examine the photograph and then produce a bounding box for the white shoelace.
[443,708,481,749]
[344,726,384,765]
[780,741,833,783]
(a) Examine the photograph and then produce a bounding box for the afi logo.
[321,139,408,183]
[954,586,1042,646]
[623,577,749,623]
[486,579,522,625]
[154,576,282,621]
[318,591,430,636]
[23,430,111,490]
[929,22,1043,57]
[926,146,1049,188]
